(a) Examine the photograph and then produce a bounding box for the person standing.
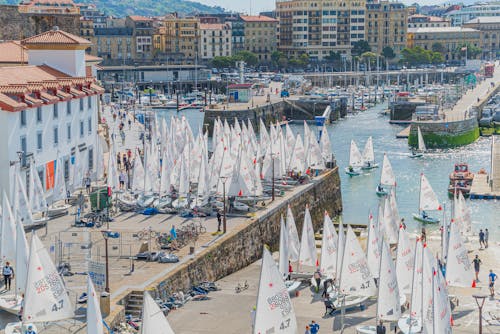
[288,260,293,280]
[473,255,482,282]
[489,269,497,297]
[3,262,14,290]
[479,229,485,249]
[376,321,386,334]
[85,176,91,194]
[484,228,489,248]
[216,210,222,232]
[304,326,311,334]
[313,269,322,293]
[309,320,320,334]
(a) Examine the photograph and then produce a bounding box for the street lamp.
[220,176,227,233]
[100,230,119,293]
[271,153,275,202]
[473,294,488,334]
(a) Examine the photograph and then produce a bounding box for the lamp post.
[271,153,275,202]
[473,294,487,334]
[101,230,110,293]
[220,176,227,233]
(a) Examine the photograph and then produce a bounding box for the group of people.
[472,254,497,297]
[479,228,489,249]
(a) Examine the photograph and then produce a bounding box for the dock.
[396,125,411,138]
[470,135,500,199]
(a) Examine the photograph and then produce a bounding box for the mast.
[408,239,418,334]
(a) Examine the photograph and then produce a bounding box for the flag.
[461,46,467,52]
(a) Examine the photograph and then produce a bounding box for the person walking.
[117,153,121,170]
[473,255,482,282]
[313,269,322,293]
[216,210,222,232]
[85,176,91,194]
[479,229,485,249]
[489,269,497,297]
[3,262,14,290]
[119,171,126,190]
[309,320,319,334]
[376,320,386,334]
[484,228,489,248]
[304,325,311,334]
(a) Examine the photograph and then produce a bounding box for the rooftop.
[128,15,153,22]
[408,27,479,33]
[465,16,500,24]
[240,15,278,23]
[199,23,230,30]
[21,28,91,46]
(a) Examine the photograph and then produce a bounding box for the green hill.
[0,0,226,16]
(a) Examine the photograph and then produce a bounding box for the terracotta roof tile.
[240,15,278,23]
[128,15,152,22]
[0,93,27,112]
[21,29,91,46]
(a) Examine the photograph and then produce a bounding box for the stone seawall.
[106,167,342,328]
[409,117,479,148]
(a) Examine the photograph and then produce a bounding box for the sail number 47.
[52,299,64,312]
[280,319,291,330]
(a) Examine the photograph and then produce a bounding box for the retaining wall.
[105,167,342,328]
[409,118,479,148]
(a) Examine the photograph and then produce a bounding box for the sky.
[196,0,446,14]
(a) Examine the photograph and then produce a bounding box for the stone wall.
[0,5,80,41]
[409,117,479,148]
[106,167,342,327]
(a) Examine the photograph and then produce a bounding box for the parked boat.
[449,163,474,182]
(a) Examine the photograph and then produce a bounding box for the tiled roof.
[23,0,76,5]
[240,15,278,23]
[200,23,229,30]
[21,29,91,46]
[128,15,152,22]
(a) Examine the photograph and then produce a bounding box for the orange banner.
[46,160,55,190]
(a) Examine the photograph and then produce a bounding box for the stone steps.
[125,290,144,318]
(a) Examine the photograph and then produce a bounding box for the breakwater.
[409,117,480,148]
[105,167,342,327]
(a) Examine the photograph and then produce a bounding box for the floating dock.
[469,173,500,199]
[396,125,411,138]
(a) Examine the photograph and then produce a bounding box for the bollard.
[100,291,110,317]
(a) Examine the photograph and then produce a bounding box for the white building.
[0,28,103,200]
[445,3,500,26]
[199,23,232,60]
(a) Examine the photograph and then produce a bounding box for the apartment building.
[463,16,500,59]
[366,1,407,57]
[162,14,200,64]
[276,0,366,60]
[240,15,278,63]
[199,23,232,60]
[445,3,500,26]
[408,14,450,28]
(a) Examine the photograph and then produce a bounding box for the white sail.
[457,192,472,234]
[15,221,29,294]
[366,213,381,279]
[409,240,423,325]
[132,152,145,192]
[433,269,452,334]
[52,158,67,203]
[254,247,298,334]
[107,145,119,191]
[29,163,47,214]
[348,140,364,168]
[362,136,375,163]
[298,206,317,268]
[380,154,396,187]
[141,292,175,334]
[419,174,442,211]
[422,247,435,334]
[320,126,333,163]
[417,127,426,152]
[446,221,474,287]
[286,206,300,262]
[87,276,104,334]
[178,154,190,197]
[336,218,345,282]
[1,194,17,262]
[396,227,415,295]
[320,211,338,279]
[279,215,289,278]
[377,239,402,321]
[288,134,305,173]
[382,197,398,244]
[14,173,34,227]
[339,225,376,297]
[23,234,74,322]
[95,135,105,180]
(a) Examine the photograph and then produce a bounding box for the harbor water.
[156,103,499,239]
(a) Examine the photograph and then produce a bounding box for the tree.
[401,46,437,65]
[431,42,446,54]
[325,51,341,63]
[298,53,310,66]
[234,51,259,66]
[381,46,396,60]
[431,51,444,64]
[455,43,482,59]
[361,51,377,67]
[271,51,284,66]
[352,40,371,57]
[211,56,233,69]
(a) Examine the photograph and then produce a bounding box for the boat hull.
[0,294,22,315]
[412,213,440,224]
[4,323,38,334]
[345,168,361,176]
[356,325,376,334]
[409,153,423,158]
[361,163,379,170]
[397,315,422,334]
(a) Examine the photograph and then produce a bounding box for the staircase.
[491,135,500,192]
[125,290,144,318]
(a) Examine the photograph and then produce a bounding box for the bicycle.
[135,227,159,240]
[235,280,249,293]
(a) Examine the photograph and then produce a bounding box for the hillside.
[0,0,226,16]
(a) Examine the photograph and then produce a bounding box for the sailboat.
[47,158,71,218]
[5,234,74,334]
[345,140,364,176]
[445,221,474,287]
[410,127,426,158]
[253,247,298,334]
[361,136,379,170]
[376,154,396,196]
[279,215,301,294]
[412,174,441,224]
[298,205,317,270]
[141,292,175,334]
[87,277,105,334]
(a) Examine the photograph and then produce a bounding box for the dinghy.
[361,137,379,170]
[375,154,396,197]
[345,140,363,176]
[409,127,426,158]
[412,174,441,224]
[86,277,105,334]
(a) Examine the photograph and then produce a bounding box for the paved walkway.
[445,61,500,122]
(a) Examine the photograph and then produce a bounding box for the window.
[88,117,92,134]
[20,110,27,127]
[64,159,70,181]
[20,136,27,154]
[36,107,42,123]
[80,121,84,137]
[88,96,92,109]
[37,132,42,151]
[67,123,71,141]
[67,101,71,115]
[88,148,94,170]
[53,104,58,119]
[80,98,84,112]
[53,127,59,145]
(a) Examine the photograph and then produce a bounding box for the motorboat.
[47,203,71,218]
